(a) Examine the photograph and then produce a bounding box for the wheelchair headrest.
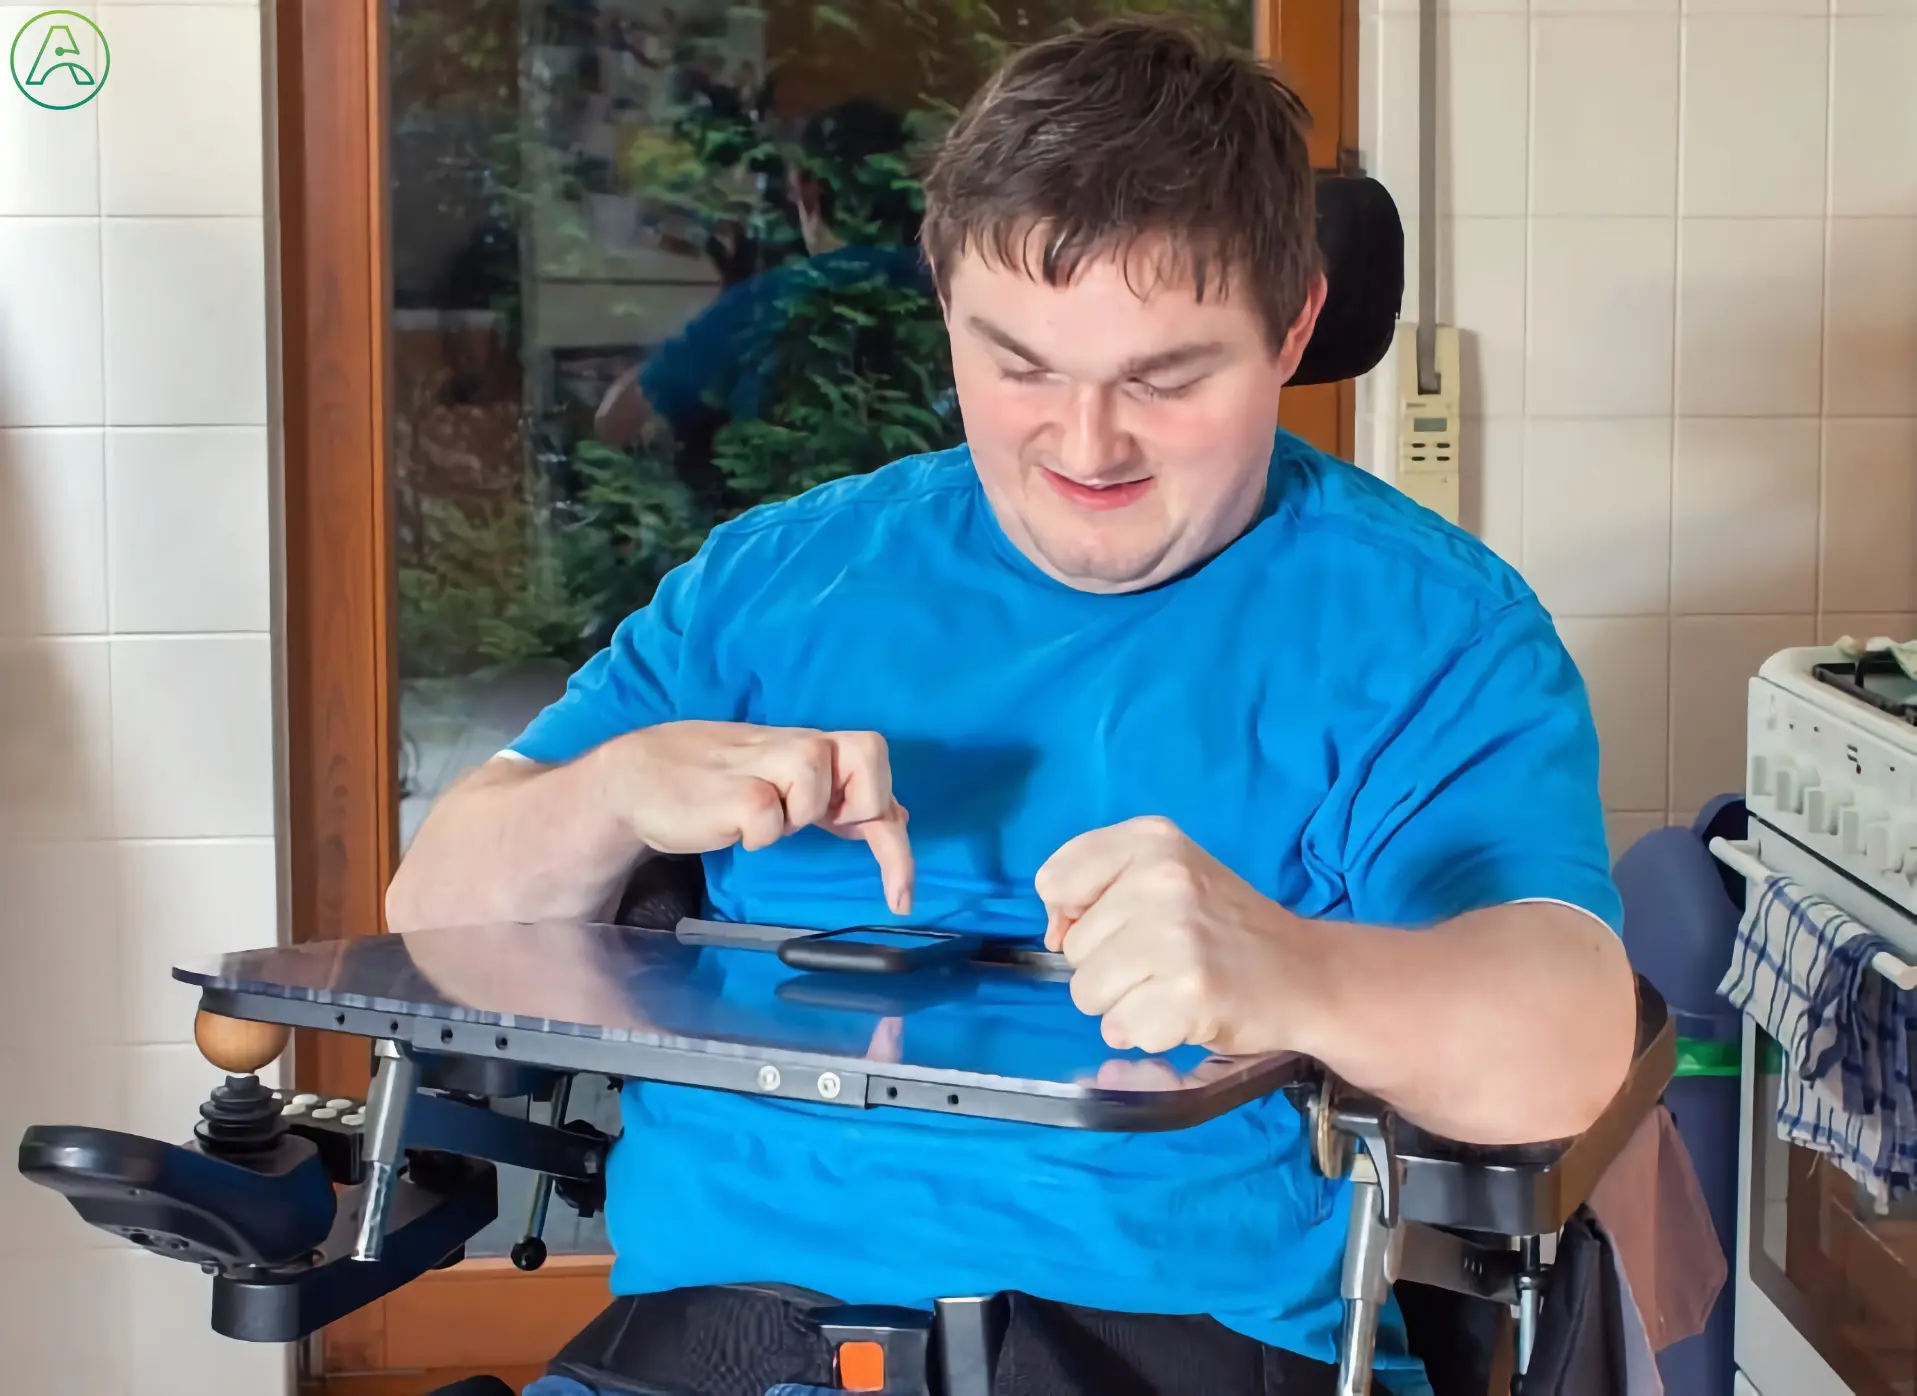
[1292,175,1405,387]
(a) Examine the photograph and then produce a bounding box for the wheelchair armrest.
[19,1125,338,1270]
[1392,976,1676,1236]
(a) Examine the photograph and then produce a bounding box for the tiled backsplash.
[1355,0,1917,857]
[0,2,288,1392]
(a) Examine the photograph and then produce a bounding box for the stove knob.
[1865,820,1899,873]
[1805,785,1834,835]
[1749,754,1770,798]
[1842,806,1866,855]
[1774,766,1799,812]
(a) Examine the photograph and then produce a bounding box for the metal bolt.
[757,1064,782,1092]
[817,1072,842,1100]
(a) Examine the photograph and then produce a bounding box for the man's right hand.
[598,721,915,915]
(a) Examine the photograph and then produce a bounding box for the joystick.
[193,1011,292,1157]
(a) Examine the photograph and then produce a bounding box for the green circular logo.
[11,10,110,111]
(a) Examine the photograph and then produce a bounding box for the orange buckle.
[837,1338,886,1392]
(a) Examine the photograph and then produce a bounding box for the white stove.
[1732,644,1917,1396]
[1743,645,1917,956]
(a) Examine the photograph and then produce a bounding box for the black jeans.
[548,1286,1341,1396]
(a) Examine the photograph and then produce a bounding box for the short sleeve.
[1339,600,1622,933]
[504,545,711,767]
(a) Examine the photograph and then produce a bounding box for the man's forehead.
[946,229,1243,305]
[947,243,1260,366]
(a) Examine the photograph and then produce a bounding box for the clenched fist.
[608,720,914,914]
[1036,815,1322,1057]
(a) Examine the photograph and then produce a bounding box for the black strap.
[549,1287,1338,1396]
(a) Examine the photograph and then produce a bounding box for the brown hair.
[920,17,1319,351]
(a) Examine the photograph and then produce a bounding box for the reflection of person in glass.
[592,98,933,450]
[390,19,1637,1393]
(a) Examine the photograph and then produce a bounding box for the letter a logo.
[11,11,111,111]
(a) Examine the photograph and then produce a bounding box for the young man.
[391,19,1638,1394]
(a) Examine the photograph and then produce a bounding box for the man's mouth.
[1041,469,1153,511]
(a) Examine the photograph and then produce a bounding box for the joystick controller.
[192,1012,292,1158]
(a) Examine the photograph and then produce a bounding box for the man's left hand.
[1035,816,1323,1057]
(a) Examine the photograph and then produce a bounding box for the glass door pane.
[1750,1027,1917,1395]
[386,0,1256,1259]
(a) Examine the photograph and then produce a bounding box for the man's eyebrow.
[966,318,1228,379]
[967,316,1051,369]
[1117,341,1228,378]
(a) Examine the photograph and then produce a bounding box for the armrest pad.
[1392,977,1676,1235]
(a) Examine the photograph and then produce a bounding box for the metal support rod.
[518,1073,572,1254]
[1514,1235,1544,1377]
[1335,1156,1403,1396]
[1416,0,1440,395]
[351,1040,418,1262]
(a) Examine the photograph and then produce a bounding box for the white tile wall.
[107,427,271,632]
[1526,219,1676,417]
[0,3,285,1391]
[1531,17,1679,217]
[1359,0,1917,839]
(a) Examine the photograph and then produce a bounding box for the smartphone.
[776,926,981,975]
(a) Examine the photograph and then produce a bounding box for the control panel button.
[1805,786,1831,834]
[1842,806,1866,855]
[1775,766,1799,812]
[1865,820,1899,873]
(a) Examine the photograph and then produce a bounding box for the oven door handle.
[1707,836,1917,992]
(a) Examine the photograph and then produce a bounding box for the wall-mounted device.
[1395,323,1460,524]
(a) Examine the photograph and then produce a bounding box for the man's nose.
[1056,386,1132,481]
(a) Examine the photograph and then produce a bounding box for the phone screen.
[825,929,956,950]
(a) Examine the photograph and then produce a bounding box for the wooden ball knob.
[195,1011,290,1075]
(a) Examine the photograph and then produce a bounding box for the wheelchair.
[14,860,1674,1396]
[12,180,1680,1395]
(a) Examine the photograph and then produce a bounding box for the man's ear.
[1276,271,1330,382]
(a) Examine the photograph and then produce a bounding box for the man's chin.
[1026,529,1173,594]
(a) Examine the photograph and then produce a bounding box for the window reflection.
[390,0,1252,860]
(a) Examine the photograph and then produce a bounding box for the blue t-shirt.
[506,434,1620,1380]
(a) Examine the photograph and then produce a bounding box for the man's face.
[943,240,1324,593]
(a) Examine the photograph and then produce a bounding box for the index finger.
[825,730,896,826]
[851,805,915,916]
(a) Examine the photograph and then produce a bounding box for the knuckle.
[739,780,784,820]
[1147,858,1200,901]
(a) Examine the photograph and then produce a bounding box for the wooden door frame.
[272,0,1356,1384]
[277,0,397,1105]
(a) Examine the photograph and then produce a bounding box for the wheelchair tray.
[175,919,1314,1133]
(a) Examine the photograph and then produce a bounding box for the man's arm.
[387,722,916,935]
[1288,898,1637,1144]
[1043,597,1634,1146]
[386,750,647,933]
[1040,819,1636,1146]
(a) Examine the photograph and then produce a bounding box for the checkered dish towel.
[1716,870,1917,1206]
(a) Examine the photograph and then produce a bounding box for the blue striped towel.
[1716,870,1917,1206]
